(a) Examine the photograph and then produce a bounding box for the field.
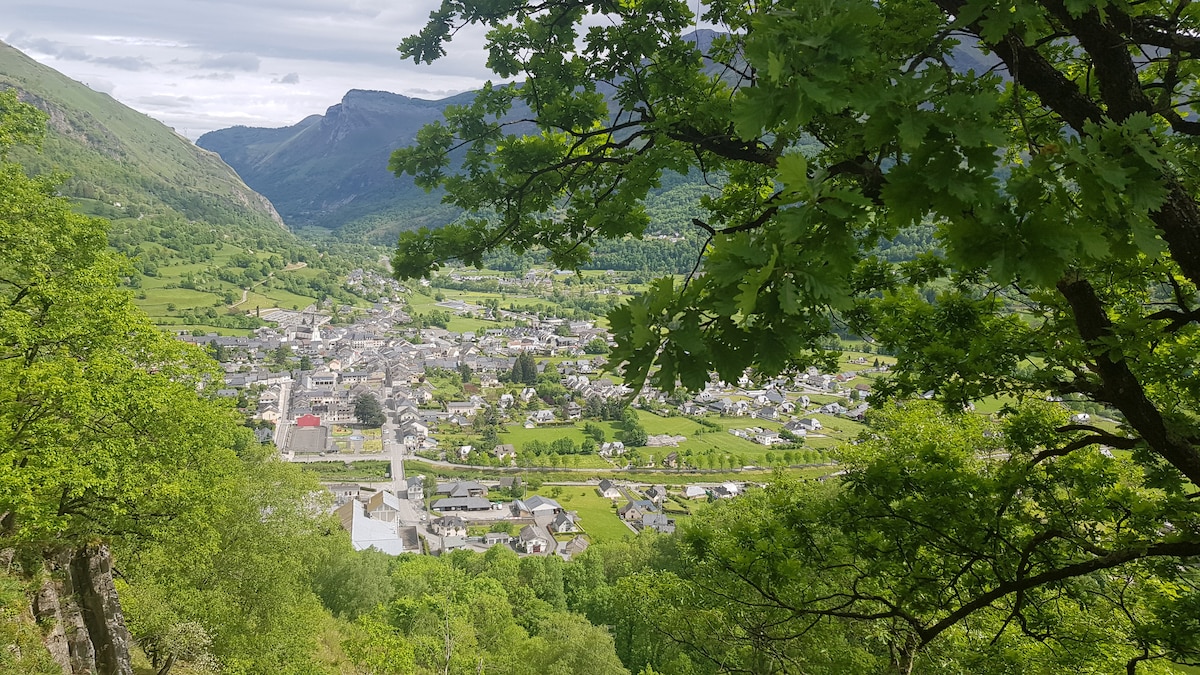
[300,460,391,482]
[528,488,632,543]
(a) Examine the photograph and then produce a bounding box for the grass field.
[527,488,632,543]
[300,460,391,481]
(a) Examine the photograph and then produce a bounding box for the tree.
[353,393,386,427]
[393,0,1200,477]
[584,337,610,355]
[511,351,538,385]
[390,2,1200,669]
[0,89,242,550]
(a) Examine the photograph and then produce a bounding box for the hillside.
[0,40,286,236]
[0,41,388,335]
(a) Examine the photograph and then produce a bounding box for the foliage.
[511,351,538,385]
[346,549,628,674]
[0,90,352,674]
[354,392,387,427]
[392,1,1200,671]
[0,92,243,550]
[117,452,344,674]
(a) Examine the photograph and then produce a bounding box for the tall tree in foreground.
[0,89,345,674]
[391,0,1200,671]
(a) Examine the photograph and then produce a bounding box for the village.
[180,267,894,558]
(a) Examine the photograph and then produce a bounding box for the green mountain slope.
[0,41,389,335]
[0,40,286,235]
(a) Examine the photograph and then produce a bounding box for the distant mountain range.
[0,40,286,238]
[197,28,999,245]
[198,89,483,242]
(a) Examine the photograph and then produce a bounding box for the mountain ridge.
[198,88,480,238]
[0,40,287,234]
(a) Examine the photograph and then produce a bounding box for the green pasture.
[526,488,632,543]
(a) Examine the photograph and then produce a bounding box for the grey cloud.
[273,72,300,84]
[188,72,236,81]
[407,88,466,98]
[137,94,194,108]
[25,37,64,54]
[92,55,155,71]
[198,53,260,72]
[59,46,91,61]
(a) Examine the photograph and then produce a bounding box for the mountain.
[0,40,286,236]
[198,89,480,241]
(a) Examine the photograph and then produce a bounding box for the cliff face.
[28,545,134,675]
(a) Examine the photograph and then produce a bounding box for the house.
[560,536,589,560]
[706,398,737,415]
[549,511,579,534]
[755,406,779,421]
[295,413,322,427]
[644,485,667,504]
[404,476,425,501]
[795,417,823,432]
[458,445,473,460]
[334,500,413,555]
[441,536,468,552]
[325,483,360,506]
[684,485,709,500]
[366,491,402,522]
[513,495,563,517]
[517,525,550,554]
[446,401,479,417]
[597,479,622,500]
[599,441,625,457]
[431,515,467,537]
[484,531,512,546]
[431,497,493,512]
[619,500,656,522]
[783,420,811,436]
[529,409,556,424]
[662,451,679,468]
[754,430,785,446]
[401,421,429,438]
[642,512,676,534]
[493,444,516,460]
[845,403,870,421]
[497,476,523,493]
[436,481,488,499]
[818,402,847,415]
[713,482,742,499]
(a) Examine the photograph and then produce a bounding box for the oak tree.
[392,0,1200,670]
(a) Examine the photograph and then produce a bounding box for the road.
[273,379,292,447]
[383,418,405,493]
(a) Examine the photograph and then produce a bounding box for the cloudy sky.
[5,0,495,139]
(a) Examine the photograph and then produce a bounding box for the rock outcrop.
[31,545,134,675]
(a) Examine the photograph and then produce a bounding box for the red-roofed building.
[296,414,322,427]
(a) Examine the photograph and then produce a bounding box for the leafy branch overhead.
[391,0,1200,472]
[392,0,1200,669]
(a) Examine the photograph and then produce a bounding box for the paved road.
[273,379,292,447]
